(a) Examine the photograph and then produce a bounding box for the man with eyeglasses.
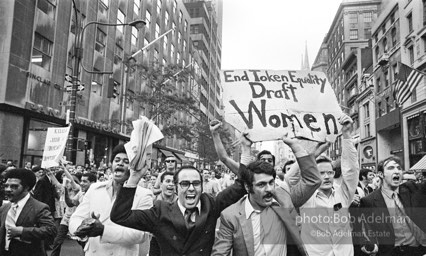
[287,114,359,256]
[69,144,154,256]
[110,121,252,256]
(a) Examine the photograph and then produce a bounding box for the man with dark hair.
[0,168,56,256]
[152,155,178,196]
[32,166,57,216]
[257,150,276,166]
[359,156,426,256]
[110,120,253,255]
[69,144,153,256]
[212,133,321,256]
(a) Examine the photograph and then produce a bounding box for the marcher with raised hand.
[287,114,359,256]
[69,144,153,256]
[110,120,251,256]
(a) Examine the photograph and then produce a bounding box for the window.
[184,20,188,32]
[173,0,177,14]
[179,11,183,24]
[378,102,383,117]
[364,103,370,118]
[364,28,371,38]
[114,44,123,65]
[177,52,181,64]
[100,0,109,7]
[383,37,388,52]
[365,124,371,137]
[350,13,358,23]
[171,44,175,57]
[408,13,413,32]
[145,10,151,23]
[155,23,160,38]
[393,63,398,81]
[384,70,389,87]
[95,29,106,55]
[390,12,395,23]
[375,46,380,61]
[165,11,169,26]
[32,33,52,70]
[376,77,381,92]
[190,24,199,34]
[37,0,56,19]
[411,87,417,102]
[92,69,104,96]
[364,12,372,22]
[131,27,138,46]
[350,29,358,40]
[117,9,125,33]
[178,32,181,44]
[409,46,414,64]
[172,22,176,37]
[163,35,168,52]
[391,28,397,47]
[134,0,140,15]
[157,0,162,15]
[423,34,426,53]
[385,97,390,113]
[183,40,186,52]
[154,49,159,63]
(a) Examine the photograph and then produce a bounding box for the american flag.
[394,62,424,106]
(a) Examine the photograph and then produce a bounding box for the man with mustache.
[69,144,153,256]
[0,168,56,256]
[211,132,322,256]
[359,156,426,256]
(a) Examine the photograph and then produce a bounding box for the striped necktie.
[5,203,18,251]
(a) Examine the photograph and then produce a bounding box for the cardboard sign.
[221,70,343,142]
[41,126,70,168]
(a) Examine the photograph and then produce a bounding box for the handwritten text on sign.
[41,126,70,168]
[221,70,343,142]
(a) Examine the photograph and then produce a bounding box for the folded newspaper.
[124,117,164,171]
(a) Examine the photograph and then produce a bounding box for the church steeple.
[302,41,310,71]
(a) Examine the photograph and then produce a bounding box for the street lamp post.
[68,0,145,163]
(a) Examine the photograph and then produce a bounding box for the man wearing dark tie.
[0,168,56,256]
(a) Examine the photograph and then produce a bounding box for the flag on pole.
[394,62,424,106]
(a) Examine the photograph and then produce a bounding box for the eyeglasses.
[178,180,202,189]
[165,160,176,163]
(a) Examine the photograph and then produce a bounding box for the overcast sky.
[221,0,343,70]
[221,0,343,152]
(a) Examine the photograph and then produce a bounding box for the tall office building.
[0,0,211,168]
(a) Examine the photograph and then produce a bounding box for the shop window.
[408,116,421,138]
[410,139,424,155]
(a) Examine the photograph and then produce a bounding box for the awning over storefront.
[173,152,187,162]
[410,155,426,170]
[157,148,174,158]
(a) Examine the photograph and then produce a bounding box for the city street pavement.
[47,238,84,256]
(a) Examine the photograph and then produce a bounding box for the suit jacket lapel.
[0,204,11,242]
[237,199,255,256]
[16,197,33,227]
[373,191,393,232]
[169,202,187,238]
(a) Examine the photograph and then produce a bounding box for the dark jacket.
[32,176,57,215]
[0,196,57,256]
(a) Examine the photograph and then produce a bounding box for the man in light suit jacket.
[0,168,56,256]
[69,144,153,256]
[211,135,321,256]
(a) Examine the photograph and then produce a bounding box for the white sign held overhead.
[41,126,71,168]
[221,69,343,142]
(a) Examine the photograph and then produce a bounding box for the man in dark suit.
[360,156,426,256]
[32,166,57,215]
[0,168,56,256]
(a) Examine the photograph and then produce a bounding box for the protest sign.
[221,70,343,142]
[41,126,71,168]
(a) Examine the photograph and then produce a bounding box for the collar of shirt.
[359,182,367,190]
[177,198,201,217]
[244,195,279,219]
[314,187,336,198]
[14,193,31,215]
[381,186,399,200]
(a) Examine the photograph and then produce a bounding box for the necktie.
[364,187,369,196]
[184,208,198,230]
[5,203,18,251]
[393,192,424,243]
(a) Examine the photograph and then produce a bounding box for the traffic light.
[107,78,119,98]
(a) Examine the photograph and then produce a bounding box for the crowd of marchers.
[1,114,426,256]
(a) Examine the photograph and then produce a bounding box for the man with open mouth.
[110,120,253,256]
[359,156,426,256]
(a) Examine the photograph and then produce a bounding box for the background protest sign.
[41,126,70,168]
[221,70,343,142]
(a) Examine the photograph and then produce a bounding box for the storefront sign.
[25,102,63,118]
[41,126,70,168]
[25,71,62,90]
[363,146,374,159]
[74,117,119,134]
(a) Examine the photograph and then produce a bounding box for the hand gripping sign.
[221,70,343,143]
